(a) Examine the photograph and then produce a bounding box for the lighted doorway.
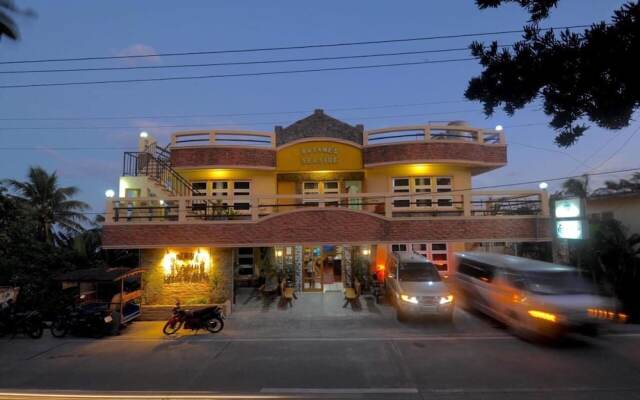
[302,245,344,292]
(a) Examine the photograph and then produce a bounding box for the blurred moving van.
[454,252,621,339]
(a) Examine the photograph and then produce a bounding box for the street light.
[139,131,149,138]
[495,124,504,131]
[105,189,115,198]
[539,182,549,190]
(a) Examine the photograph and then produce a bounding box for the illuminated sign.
[554,198,582,218]
[556,220,584,240]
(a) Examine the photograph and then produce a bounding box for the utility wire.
[0,25,590,65]
[0,46,513,75]
[0,99,470,121]
[0,109,484,131]
[588,125,640,173]
[0,58,476,89]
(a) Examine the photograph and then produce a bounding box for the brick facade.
[171,147,276,168]
[141,247,233,305]
[364,142,507,167]
[104,209,551,248]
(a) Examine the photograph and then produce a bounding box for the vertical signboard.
[553,198,587,240]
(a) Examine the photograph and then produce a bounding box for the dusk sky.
[0,0,636,214]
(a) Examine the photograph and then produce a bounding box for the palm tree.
[562,175,589,198]
[0,1,35,41]
[5,166,90,243]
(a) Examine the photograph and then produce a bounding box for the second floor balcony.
[104,189,549,224]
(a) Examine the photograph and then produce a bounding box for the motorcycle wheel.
[206,317,224,333]
[27,321,44,339]
[162,320,183,335]
[50,319,69,338]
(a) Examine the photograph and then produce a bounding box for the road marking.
[261,388,418,394]
[0,391,284,399]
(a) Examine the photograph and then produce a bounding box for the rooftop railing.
[364,125,505,146]
[105,190,548,224]
[171,130,276,149]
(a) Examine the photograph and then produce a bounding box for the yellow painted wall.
[277,140,363,172]
[177,168,277,196]
[364,164,472,193]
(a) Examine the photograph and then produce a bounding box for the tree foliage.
[0,0,34,41]
[467,1,640,147]
[5,166,90,244]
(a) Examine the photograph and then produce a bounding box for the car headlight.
[439,295,454,305]
[400,294,418,304]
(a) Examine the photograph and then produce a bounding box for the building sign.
[554,198,581,218]
[556,220,584,240]
[300,146,338,165]
[161,250,211,284]
[277,140,363,172]
[553,197,587,240]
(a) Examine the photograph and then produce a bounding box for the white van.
[385,252,455,322]
[454,252,617,339]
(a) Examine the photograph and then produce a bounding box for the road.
[1,294,640,399]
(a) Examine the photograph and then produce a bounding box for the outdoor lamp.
[139,131,149,138]
[495,124,504,131]
[539,182,549,190]
[105,189,115,198]
[361,248,371,256]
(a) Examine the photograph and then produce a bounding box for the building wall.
[588,195,640,235]
[141,247,233,306]
[364,164,472,193]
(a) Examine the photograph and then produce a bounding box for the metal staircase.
[122,145,201,197]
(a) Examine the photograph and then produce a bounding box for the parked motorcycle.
[51,303,115,338]
[162,301,224,335]
[0,300,44,339]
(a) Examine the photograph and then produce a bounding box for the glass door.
[302,246,323,291]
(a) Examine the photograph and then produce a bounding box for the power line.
[0,58,476,89]
[0,99,470,121]
[509,141,590,167]
[0,109,484,131]
[0,46,510,75]
[589,125,640,172]
[0,25,590,65]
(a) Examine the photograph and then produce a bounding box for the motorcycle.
[0,300,44,339]
[51,303,115,338]
[162,301,224,335]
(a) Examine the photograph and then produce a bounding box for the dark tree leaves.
[466,2,640,147]
[476,0,559,22]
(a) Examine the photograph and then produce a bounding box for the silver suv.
[385,252,454,322]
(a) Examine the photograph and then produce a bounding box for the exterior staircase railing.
[122,145,200,197]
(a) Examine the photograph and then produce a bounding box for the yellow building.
[103,110,551,313]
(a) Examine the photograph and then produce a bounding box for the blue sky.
[0,0,636,213]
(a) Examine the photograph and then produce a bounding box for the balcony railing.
[171,130,276,148]
[364,125,505,146]
[105,190,549,224]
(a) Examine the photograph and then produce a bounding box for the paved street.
[1,291,640,400]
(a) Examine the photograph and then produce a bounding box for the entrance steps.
[323,282,343,293]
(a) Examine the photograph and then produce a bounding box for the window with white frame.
[302,181,340,206]
[233,181,251,211]
[391,244,408,252]
[191,181,207,196]
[391,243,450,272]
[237,248,255,276]
[392,178,411,208]
[391,176,454,209]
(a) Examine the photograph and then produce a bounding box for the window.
[602,211,614,220]
[436,177,452,192]
[392,178,410,193]
[212,181,228,197]
[191,182,207,196]
[391,244,408,252]
[392,178,411,208]
[233,181,251,211]
[237,248,255,276]
[414,177,432,193]
[303,181,340,206]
